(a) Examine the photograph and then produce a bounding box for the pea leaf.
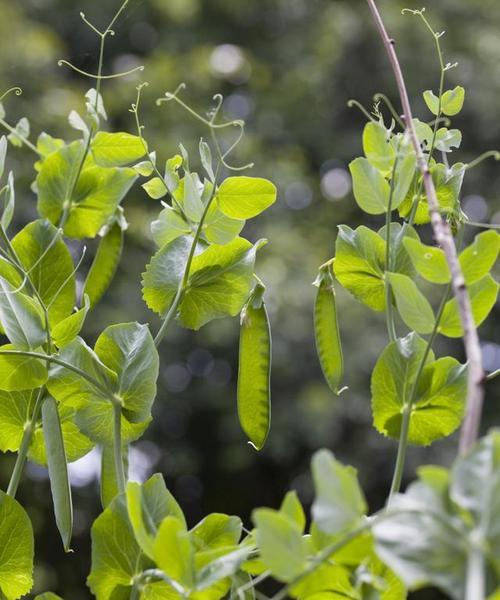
[392,150,417,208]
[279,491,306,534]
[83,222,124,309]
[439,274,499,337]
[190,514,242,552]
[434,128,462,153]
[126,474,185,560]
[143,177,168,200]
[216,176,277,219]
[374,478,469,599]
[94,322,159,423]
[441,86,465,116]
[153,516,195,590]
[151,206,191,247]
[450,431,500,565]
[88,494,145,600]
[52,294,90,348]
[91,132,147,167]
[362,121,395,174]
[12,219,76,326]
[387,272,435,334]
[403,237,450,284]
[0,171,15,231]
[432,163,465,214]
[0,490,34,600]
[143,236,261,330]
[333,225,386,311]
[37,141,137,239]
[183,171,205,221]
[0,136,7,180]
[7,117,30,147]
[371,333,466,445]
[459,230,500,285]
[423,87,465,117]
[0,278,46,350]
[203,201,244,245]
[0,344,48,391]
[349,157,390,214]
[252,508,307,582]
[311,449,367,535]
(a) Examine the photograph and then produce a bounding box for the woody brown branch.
[365,0,484,454]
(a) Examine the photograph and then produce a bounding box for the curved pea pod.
[83,220,124,308]
[313,263,346,395]
[237,284,271,450]
[42,395,73,552]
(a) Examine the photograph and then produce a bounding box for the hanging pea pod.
[237,282,271,450]
[41,394,73,552]
[83,220,124,308]
[313,262,346,395]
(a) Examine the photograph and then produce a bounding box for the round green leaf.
[216,176,277,219]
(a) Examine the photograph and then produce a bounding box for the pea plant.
[0,1,499,600]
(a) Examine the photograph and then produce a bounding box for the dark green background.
[0,0,499,597]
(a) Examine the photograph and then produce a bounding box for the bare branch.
[365,0,485,454]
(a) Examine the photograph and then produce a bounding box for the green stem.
[466,150,500,171]
[486,368,500,382]
[387,281,452,502]
[384,141,402,342]
[465,544,485,600]
[113,402,126,495]
[0,349,112,398]
[7,387,45,497]
[154,185,219,347]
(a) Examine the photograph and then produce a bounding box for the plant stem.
[387,281,452,502]
[465,544,485,600]
[0,118,40,155]
[7,388,45,497]
[112,402,126,495]
[154,186,218,347]
[366,0,484,455]
[486,368,500,381]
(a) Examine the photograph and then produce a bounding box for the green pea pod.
[42,395,73,552]
[83,220,124,308]
[237,284,271,450]
[314,264,346,395]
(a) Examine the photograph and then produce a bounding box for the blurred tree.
[0,0,498,597]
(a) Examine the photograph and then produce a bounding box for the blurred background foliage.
[0,0,499,597]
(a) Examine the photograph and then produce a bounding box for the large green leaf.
[450,430,500,567]
[143,236,261,330]
[403,237,450,284]
[374,478,469,600]
[311,449,367,536]
[203,201,245,245]
[362,121,395,174]
[94,322,159,423]
[0,278,46,350]
[126,473,185,560]
[459,230,500,285]
[349,157,390,214]
[439,274,499,337]
[51,294,90,348]
[153,516,195,590]
[91,132,147,167]
[0,388,92,464]
[371,333,466,445]
[87,494,145,600]
[0,344,48,391]
[252,508,307,582]
[37,141,137,239]
[0,490,34,600]
[151,206,191,247]
[216,176,277,219]
[12,219,76,326]
[190,514,242,552]
[333,225,386,311]
[387,272,435,334]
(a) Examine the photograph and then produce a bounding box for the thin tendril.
[57,60,144,80]
[373,93,405,129]
[156,85,254,171]
[465,150,500,171]
[0,87,22,103]
[347,99,376,122]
